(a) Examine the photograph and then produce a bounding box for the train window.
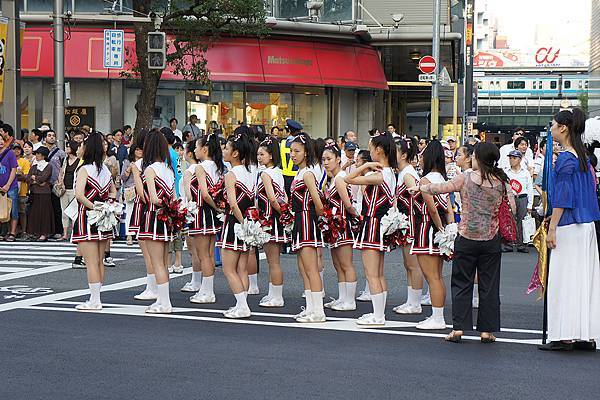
[533,81,537,89]
[539,81,543,89]
[578,81,584,89]
[564,80,571,89]
[586,81,589,89]
[477,82,483,90]
[507,81,525,89]
[550,81,557,89]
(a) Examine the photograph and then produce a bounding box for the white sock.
[346,281,357,303]
[304,289,313,312]
[89,283,101,304]
[147,274,157,293]
[200,275,214,295]
[234,291,249,310]
[383,290,388,304]
[338,282,346,303]
[249,274,259,291]
[371,293,385,320]
[432,306,444,320]
[320,271,325,293]
[272,284,283,299]
[191,271,202,286]
[267,282,274,298]
[473,284,479,300]
[408,287,422,307]
[311,291,324,315]
[157,282,171,308]
[363,281,370,295]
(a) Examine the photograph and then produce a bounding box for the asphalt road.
[0,241,597,399]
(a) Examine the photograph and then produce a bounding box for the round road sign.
[418,56,437,74]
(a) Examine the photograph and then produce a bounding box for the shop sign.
[65,106,95,131]
[0,17,8,103]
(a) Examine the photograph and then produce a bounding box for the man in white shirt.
[169,118,182,141]
[504,150,534,253]
[499,128,534,170]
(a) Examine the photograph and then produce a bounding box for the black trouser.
[50,192,64,236]
[451,234,502,333]
[514,194,528,248]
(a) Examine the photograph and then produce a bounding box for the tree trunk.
[132,1,163,133]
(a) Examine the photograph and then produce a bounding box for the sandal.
[5,233,15,242]
[445,330,463,343]
[37,235,48,242]
[481,333,497,343]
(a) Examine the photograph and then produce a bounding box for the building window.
[25,0,73,12]
[276,0,352,22]
[564,80,571,89]
[74,0,106,12]
[507,81,525,89]
[550,81,557,89]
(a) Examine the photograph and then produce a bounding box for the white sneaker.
[190,292,216,304]
[103,256,116,267]
[293,306,309,320]
[393,303,423,315]
[75,301,102,311]
[223,306,251,319]
[415,316,446,330]
[296,311,326,323]
[259,297,284,307]
[180,282,201,292]
[170,265,184,274]
[420,293,432,306]
[472,297,479,309]
[134,289,158,301]
[145,303,172,314]
[248,287,260,295]
[331,301,356,311]
[324,298,340,309]
[356,290,371,302]
[356,313,385,327]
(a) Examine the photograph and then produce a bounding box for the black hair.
[259,136,281,167]
[30,129,42,141]
[539,138,547,150]
[513,127,525,134]
[172,142,183,151]
[368,128,379,136]
[554,107,588,172]
[169,117,178,124]
[135,128,148,151]
[270,126,280,135]
[228,130,254,171]
[250,125,267,143]
[387,123,396,130]
[67,140,80,156]
[513,136,528,148]
[160,127,176,145]
[83,132,105,174]
[314,138,326,164]
[142,129,172,172]
[422,139,446,179]
[459,143,475,157]
[186,140,198,163]
[291,133,317,167]
[358,150,372,163]
[182,130,193,142]
[112,128,123,136]
[474,142,509,185]
[23,140,33,149]
[396,136,418,163]
[322,143,341,158]
[127,142,139,162]
[123,125,132,131]
[103,137,116,158]
[370,132,398,169]
[2,123,14,137]
[198,133,225,174]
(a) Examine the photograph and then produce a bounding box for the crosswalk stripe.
[0,267,34,273]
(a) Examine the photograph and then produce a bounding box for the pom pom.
[208,179,227,210]
[278,201,295,236]
[318,204,346,244]
[234,219,271,247]
[185,201,198,225]
[380,207,412,249]
[434,223,458,261]
[156,197,188,233]
[87,200,123,232]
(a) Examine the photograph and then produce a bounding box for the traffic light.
[147,31,166,70]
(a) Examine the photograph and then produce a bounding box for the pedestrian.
[418,137,429,153]
[503,150,533,253]
[256,136,289,308]
[13,143,31,237]
[170,118,182,141]
[113,129,128,169]
[540,107,600,351]
[280,119,303,196]
[514,136,534,176]
[353,149,373,302]
[393,137,424,315]
[410,139,454,330]
[70,129,85,144]
[120,141,142,246]
[44,130,66,239]
[102,136,119,267]
[72,133,117,311]
[499,128,534,170]
[137,130,176,314]
[0,134,19,241]
[217,132,255,319]
[57,141,81,241]
[182,115,201,140]
[185,133,224,303]
[321,143,358,311]
[410,142,514,343]
[122,125,132,144]
[0,123,15,150]
[346,131,397,326]
[29,129,43,151]
[26,146,55,242]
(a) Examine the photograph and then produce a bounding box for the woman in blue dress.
[540,107,600,351]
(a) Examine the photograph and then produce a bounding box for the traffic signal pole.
[53,0,65,148]
[431,0,441,140]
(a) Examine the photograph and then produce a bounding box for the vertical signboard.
[0,17,9,103]
[103,29,124,69]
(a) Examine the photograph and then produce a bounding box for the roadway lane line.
[0,264,74,282]
[0,267,34,273]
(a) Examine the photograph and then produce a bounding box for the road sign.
[418,56,437,74]
[103,29,124,69]
[465,115,477,124]
[439,67,451,86]
[419,74,437,82]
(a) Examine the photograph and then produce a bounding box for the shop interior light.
[409,51,421,62]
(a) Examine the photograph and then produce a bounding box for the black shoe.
[501,245,514,253]
[516,246,529,253]
[574,341,597,352]
[538,341,574,351]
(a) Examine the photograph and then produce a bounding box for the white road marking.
[0,267,34,273]
[0,264,74,282]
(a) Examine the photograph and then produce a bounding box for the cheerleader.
[410,140,454,330]
[137,130,176,314]
[290,133,326,323]
[321,143,358,311]
[256,136,288,307]
[312,138,328,291]
[186,134,225,304]
[217,132,256,319]
[392,137,424,315]
[72,132,117,310]
[346,132,397,326]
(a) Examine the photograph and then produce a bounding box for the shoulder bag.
[498,183,517,243]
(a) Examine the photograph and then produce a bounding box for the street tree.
[130,0,268,131]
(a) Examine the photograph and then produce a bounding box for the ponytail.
[555,107,588,172]
[199,133,225,174]
[371,132,398,169]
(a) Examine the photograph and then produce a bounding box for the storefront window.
[26,0,72,12]
[153,95,176,128]
[246,92,292,132]
[73,0,105,13]
[294,91,328,137]
[276,0,353,22]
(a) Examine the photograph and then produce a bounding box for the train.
[475,74,600,98]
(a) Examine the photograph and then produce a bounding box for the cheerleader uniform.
[325,170,355,248]
[410,172,450,255]
[188,160,223,236]
[290,167,325,251]
[354,167,397,252]
[217,165,255,251]
[396,164,420,241]
[128,159,144,237]
[256,166,289,243]
[72,164,114,243]
[137,162,176,242]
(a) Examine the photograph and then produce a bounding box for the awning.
[21,27,388,90]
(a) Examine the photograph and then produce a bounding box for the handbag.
[124,186,136,203]
[0,192,12,223]
[522,215,536,244]
[64,196,79,222]
[498,184,517,243]
[53,182,66,197]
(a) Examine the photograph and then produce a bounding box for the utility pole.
[1,0,21,135]
[464,0,476,140]
[53,0,65,148]
[431,0,441,139]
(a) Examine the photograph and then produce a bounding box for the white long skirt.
[548,222,600,341]
[124,199,134,236]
